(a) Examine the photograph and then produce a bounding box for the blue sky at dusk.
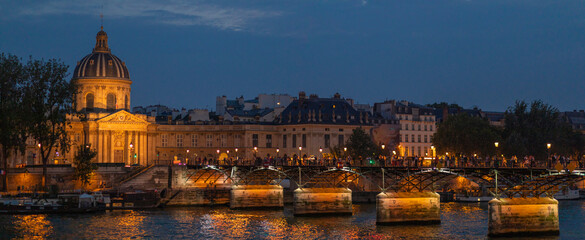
[1,0,584,112]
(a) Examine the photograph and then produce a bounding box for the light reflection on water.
[0,201,584,239]
[12,215,53,240]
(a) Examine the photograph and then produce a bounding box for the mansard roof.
[278,98,372,125]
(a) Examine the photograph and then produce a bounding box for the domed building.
[73,27,132,112]
[65,27,153,166]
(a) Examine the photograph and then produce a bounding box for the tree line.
[0,53,95,191]
[432,100,585,162]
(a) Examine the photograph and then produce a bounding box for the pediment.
[97,110,149,125]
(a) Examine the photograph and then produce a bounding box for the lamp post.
[298,146,302,165]
[235,148,239,164]
[186,149,190,165]
[430,145,435,158]
[343,147,347,165]
[547,143,551,169]
[494,142,499,168]
[381,144,385,166]
[129,142,134,166]
[216,149,220,165]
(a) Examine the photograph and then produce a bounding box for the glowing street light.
[494,142,500,168]
[431,145,435,158]
[547,143,552,169]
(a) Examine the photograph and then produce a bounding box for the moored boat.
[0,193,107,214]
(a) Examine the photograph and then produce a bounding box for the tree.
[346,127,380,161]
[426,102,463,110]
[73,144,98,187]
[0,53,27,191]
[502,100,582,162]
[22,57,77,189]
[432,113,501,158]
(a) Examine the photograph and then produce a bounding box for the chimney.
[299,91,306,100]
[333,93,341,99]
[167,115,172,124]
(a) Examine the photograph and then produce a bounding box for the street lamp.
[298,146,302,156]
[343,147,348,164]
[129,142,134,165]
[431,145,435,158]
[494,142,499,168]
[547,143,552,169]
[276,148,280,158]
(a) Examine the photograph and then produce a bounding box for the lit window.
[161,135,168,147]
[176,134,183,147]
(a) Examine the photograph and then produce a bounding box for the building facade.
[374,100,436,157]
[5,28,380,167]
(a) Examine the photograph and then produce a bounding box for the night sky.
[1,0,584,112]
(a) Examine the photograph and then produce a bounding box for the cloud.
[15,0,282,31]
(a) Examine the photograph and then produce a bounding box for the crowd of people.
[183,154,583,170]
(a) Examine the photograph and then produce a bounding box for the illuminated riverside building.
[374,100,436,157]
[4,28,383,167]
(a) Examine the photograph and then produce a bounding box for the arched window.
[125,95,129,110]
[107,93,116,111]
[86,93,94,111]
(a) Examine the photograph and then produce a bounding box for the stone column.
[376,191,440,225]
[98,131,103,163]
[142,132,147,165]
[488,197,559,237]
[108,131,113,163]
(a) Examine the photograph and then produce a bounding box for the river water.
[1,200,584,239]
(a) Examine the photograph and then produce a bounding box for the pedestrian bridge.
[158,164,584,237]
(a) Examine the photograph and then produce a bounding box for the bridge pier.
[293,188,352,216]
[165,188,231,206]
[488,197,559,237]
[376,191,440,225]
[230,185,283,209]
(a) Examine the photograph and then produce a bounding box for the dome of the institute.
[72,27,130,80]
